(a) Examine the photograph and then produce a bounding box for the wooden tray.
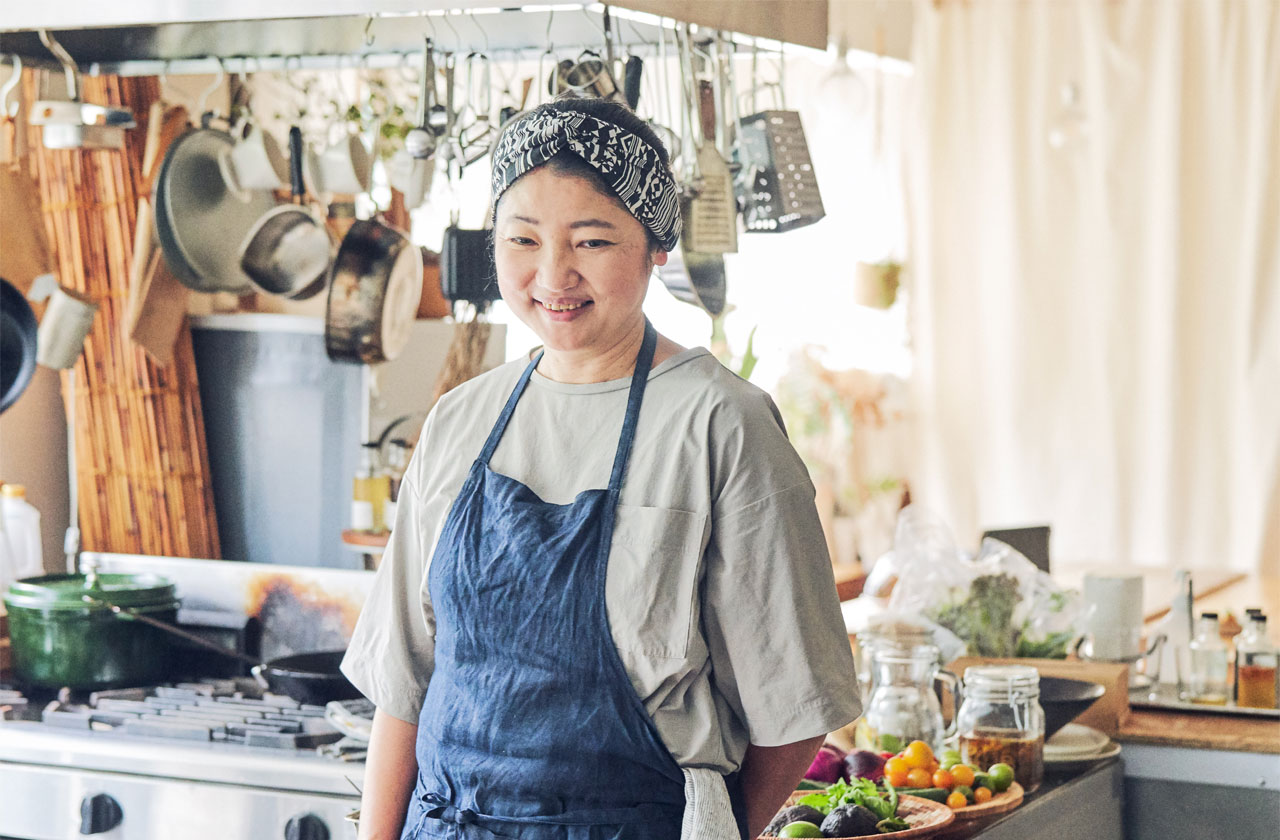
[950,782,1023,821]
[760,792,956,840]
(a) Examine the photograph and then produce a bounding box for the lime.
[940,749,962,770]
[778,822,825,838]
[988,763,1015,793]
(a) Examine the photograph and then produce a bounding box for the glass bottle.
[957,665,1045,793]
[351,444,382,534]
[1234,613,1278,709]
[382,439,409,528]
[1187,611,1230,705]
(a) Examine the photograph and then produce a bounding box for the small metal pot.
[3,573,179,690]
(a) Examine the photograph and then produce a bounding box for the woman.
[342,98,860,840]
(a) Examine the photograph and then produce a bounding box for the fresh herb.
[797,778,900,823]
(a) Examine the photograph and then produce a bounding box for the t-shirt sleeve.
[340,470,436,725]
[700,392,862,747]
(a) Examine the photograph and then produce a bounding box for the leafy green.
[877,817,910,833]
[796,778,899,823]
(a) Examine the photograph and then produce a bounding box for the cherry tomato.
[932,768,955,789]
[950,764,976,787]
[886,767,911,788]
[974,787,994,804]
[906,767,933,788]
[947,790,969,810]
[903,740,935,769]
[927,760,940,776]
[884,757,910,778]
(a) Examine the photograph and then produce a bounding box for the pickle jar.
[957,665,1045,792]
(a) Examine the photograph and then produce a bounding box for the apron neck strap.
[477,319,658,475]
[607,319,657,494]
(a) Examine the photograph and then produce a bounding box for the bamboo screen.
[21,71,220,559]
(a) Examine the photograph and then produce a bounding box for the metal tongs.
[29,30,135,150]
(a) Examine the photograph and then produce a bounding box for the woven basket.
[759,792,956,840]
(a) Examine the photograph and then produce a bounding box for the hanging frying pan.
[656,247,726,316]
[238,127,331,300]
[0,277,37,414]
[325,219,423,364]
[153,127,276,294]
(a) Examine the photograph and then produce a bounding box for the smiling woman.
[342,97,861,840]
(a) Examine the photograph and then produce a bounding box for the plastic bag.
[886,506,1083,658]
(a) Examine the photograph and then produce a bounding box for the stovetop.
[0,680,367,796]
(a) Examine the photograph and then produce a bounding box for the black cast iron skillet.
[0,277,38,414]
[84,592,361,705]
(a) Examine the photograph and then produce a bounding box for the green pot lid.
[3,573,178,611]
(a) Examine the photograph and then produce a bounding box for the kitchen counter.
[1117,706,1279,754]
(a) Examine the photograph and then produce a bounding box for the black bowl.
[1040,676,1106,740]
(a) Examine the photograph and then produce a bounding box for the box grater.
[735,110,825,233]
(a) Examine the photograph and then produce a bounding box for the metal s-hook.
[1,54,22,118]
[195,57,225,123]
[38,30,79,102]
[363,16,376,48]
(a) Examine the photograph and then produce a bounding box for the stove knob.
[79,793,123,834]
[284,813,329,840]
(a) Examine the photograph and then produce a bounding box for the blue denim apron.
[403,322,688,840]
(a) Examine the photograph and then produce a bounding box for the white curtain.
[905,0,1280,575]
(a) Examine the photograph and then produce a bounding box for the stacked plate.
[1044,723,1122,771]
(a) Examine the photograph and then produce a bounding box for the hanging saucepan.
[1,278,38,415]
[325,219,423,364]
[2,573,361,704]
[153,127,276,294]
[238,127,331,300]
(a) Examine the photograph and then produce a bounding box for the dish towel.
[681,767,741,840]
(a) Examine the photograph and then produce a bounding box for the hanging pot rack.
[0,4,804,80]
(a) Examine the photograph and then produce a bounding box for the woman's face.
[494,166,667,367]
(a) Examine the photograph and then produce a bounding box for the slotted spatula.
[678,30,737,255]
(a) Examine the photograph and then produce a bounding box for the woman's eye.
[579,239,614,249]
[507,236,537,246]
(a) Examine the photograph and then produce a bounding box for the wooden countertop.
[1116,706,1280,754]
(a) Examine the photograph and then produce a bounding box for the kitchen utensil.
[859,643,962,754]
[152,127,276,293]
[440,226,499,305]
[736,109,825,232]
[387,146,436,208]
[1,54,26,165]
[239,126,331,300]
[325,218,423,364]
[678,30,738,254]
[5,571,362,703]
[1038,676,1105,740]
[404,38,439,160]
[29,30,135,151]
[656,246,726,316]
[0,277,38,414]
[36,285,97,370]
[3,573,181,690]
[417,246,449,318]
[623,55,643,110]
[0,165,53,293]
[127,101,190,366]
[564,51,619,101]
[226,116,288,192]
[305,133,372,196]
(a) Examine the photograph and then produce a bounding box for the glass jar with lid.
[957,665,1045,793]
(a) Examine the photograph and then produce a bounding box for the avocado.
[820,803,881,837]
[764,805,828,836]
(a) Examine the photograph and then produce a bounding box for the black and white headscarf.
[490,108,681,252]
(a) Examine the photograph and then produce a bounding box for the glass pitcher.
[856,643,962,754]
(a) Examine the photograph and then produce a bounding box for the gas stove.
[0,680,365,839]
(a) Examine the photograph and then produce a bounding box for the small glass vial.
[958,665,1045,793]
[1235,613,1278,709]
[1187,611,1230,705]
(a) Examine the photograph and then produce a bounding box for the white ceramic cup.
[386,148,435,208]
[227,119,288,192]
[36,285,98,370]
[1081,574,1145,661]
[306,134,372,196]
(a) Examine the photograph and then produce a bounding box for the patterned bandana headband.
[490,108,682,252]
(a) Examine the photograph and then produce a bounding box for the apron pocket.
[608,505,709,659]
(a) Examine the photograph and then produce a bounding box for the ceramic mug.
[36,285,98,370]
[306,134,372,196]
[386,148,435,209]
[226,119,288,192]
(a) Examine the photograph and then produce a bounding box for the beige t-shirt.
[341,347,860,772]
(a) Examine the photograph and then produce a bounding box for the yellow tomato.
[903,740,935,769]
[906,767,933,788]
[886,767,911,788]
[950,764,976,787]
[884,757,910,778]
[932,768,955,789]
[974,786,994,804]
[947,791,969,809]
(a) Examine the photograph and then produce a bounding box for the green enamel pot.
[3,573,179,690]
